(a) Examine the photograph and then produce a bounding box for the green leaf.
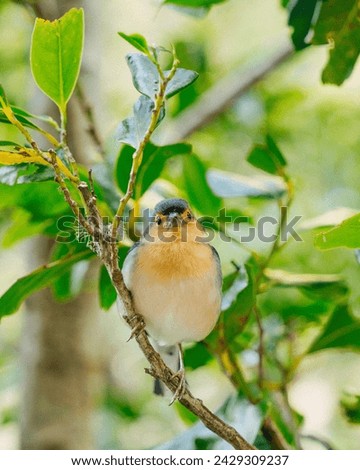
[313,0,360,85]
[279,301,330,325]
[126,53,160,101]
[0,141,22,147]
[165,68,199,98]
[0,164,54,185]
[163,0,227,6]
[0,181,68,220]
[221,265,255,343]
[340,392,360,424]
[309,304,360,353]
[182,154,222,216]
[51,242,90,302]
[118,32,150,55]
[183,342,213,370]
[247,135,287,175]
[115,142,192,197]
[287,0,319,50]
[264,268,349,302]
[157,396,264,449]
[315,213,360,250]
[104,387,141,420]
[89,163,120,213]
[266,397,302,448]
[221,264,249,311]
[0,84,8,105]
[30,8,84,116]
[207,168,287,199]
[300,207,357,231]
[166,6,210,17]
[0,249,94,318]
[116,96,164,149]
[0,109,42,131]
[2,208,52,247]
[99,265,117,310]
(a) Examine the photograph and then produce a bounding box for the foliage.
[161,0,229,17]
[31,8,84,123]
[284,0,360,85]
[315,213,360,250]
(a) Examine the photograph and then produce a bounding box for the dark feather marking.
[154,198,189,216]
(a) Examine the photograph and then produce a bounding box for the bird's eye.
[187,212,192,220]
[156,217,161,225]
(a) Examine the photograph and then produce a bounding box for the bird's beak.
[163,212,181,229]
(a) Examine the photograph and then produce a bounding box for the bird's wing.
[121,241,141,289]
[210,244,223,289]
[116,242,141,320]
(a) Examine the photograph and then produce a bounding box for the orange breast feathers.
[139,218,213,278]
[122,222,222,345]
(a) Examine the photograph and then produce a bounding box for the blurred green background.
[1,0,360,450]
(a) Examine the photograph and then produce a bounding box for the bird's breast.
[125,241,221,345]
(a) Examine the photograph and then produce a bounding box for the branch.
[301,434,334,450]
[254,305,265,388]
[111,55,179,240]
[262,418,291,451]
[161,43,293,144]
[75,81,105,158]
[214,340,290,450]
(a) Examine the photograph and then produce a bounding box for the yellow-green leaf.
[30,8,84,118]
[315,213,360,250]
[0,149,74,181]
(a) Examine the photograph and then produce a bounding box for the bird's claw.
[169,368,186,405]
[126,315,146,342]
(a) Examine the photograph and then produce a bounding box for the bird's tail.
[153,343,179,396]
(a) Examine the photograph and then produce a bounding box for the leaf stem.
[111,55,179,241]
[0,96,78,184]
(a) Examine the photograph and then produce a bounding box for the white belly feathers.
[121,242,221,346]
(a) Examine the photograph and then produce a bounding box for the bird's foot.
[169,368,186,405]
[126,314,146,342]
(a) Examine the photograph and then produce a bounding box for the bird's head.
[146,198,205,243]
[154,198,192,229]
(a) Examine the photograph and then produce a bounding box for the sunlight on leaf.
[118,32,150,55]
[315,213,360,250]
[31,8,84,118]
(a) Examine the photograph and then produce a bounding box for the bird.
[121,198,222,402]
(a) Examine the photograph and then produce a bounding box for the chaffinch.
[121,198,222,402]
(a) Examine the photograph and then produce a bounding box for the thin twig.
[75,82,105,158]
[262,417,291,450]
[111,55,179,241]
[253,305,265,389]
[301,434,334,450]
[213,333,290,450]
[48,150,94,236]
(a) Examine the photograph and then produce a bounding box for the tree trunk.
[20,0,105,449]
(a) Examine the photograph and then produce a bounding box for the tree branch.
[161,43,294,144]
[75,81,105,158]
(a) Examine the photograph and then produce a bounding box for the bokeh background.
[1,0,360,450]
